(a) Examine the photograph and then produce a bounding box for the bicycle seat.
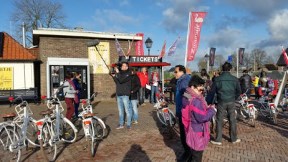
[2,113,17,119]
[39,109,53,116]
[83,112,95,118]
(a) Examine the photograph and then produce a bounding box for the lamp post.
[204,54,210,72]
[145,37,153,56]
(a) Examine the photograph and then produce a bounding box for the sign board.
[0,67,13,90]
[88,42,110,74]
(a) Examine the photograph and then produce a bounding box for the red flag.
[159,40,166,58]
[282,46,288,65]
[115,37,125,56]
[168,36,180,56]
[186,12,207,61]
[135,33,144,56]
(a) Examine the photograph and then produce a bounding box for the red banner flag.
[135,33,144,56]
[186,12,207,62]
[282,46,288,65]
[159,40,166,58]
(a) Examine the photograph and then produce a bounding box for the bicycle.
[0,96,55,162]
[78,92,107,156]
[255,94,278,124]
[154,93,176,128]
[237,91,258,127]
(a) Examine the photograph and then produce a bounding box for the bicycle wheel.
[0,127,21,162]
[168,110,176,127]
[156,110,167,126]
[89,123,95,157]
[24,121,39,147]
[60,118,78,143]
[93,117,106,139]
[259,104,270,118]
[41,123,57,161]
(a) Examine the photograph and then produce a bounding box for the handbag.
[183,101,210,151]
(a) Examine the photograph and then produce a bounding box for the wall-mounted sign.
[119,56,161,63]
[0,67,13,90]
[88,42,110,74]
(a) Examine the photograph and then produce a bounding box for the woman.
[63,72,78,120]
[130,69,141,124]
[182,75,216,162]
[73,72,81,118]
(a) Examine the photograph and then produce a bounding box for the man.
[174,65,191,161]
[137,67,149,106]
[207,62,241,145]
[112,62,132,130]
[130,69,141,124]
[239,70,252,98]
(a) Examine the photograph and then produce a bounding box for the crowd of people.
[60,60,281,162]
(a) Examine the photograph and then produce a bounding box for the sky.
[1,0,288,71]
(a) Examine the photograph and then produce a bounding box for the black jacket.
[113,70,132,96]
[168,77,178,92]
[206,72,241,104]
[130,74,141,100]
[239,74,252,93]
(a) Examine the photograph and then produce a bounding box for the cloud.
[214,15,256,31]
[268,9,288,42]
[161,0,209,33]
[207,27,242,47]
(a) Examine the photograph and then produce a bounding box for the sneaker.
[132,121,138,124]
[116,125,124,129]
[141,103,146,106]
[210,140,222,145]
[127,126,131,130]
[232,139,241,144]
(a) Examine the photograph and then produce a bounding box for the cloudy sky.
[1,0,288,71]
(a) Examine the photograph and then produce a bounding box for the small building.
[33,28,170,101]
[0,32,40,101]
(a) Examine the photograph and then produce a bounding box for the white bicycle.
[78,92,107,157]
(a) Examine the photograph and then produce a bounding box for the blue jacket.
[175,74,191,117]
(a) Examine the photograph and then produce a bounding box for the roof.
[0,32,37,61]
[276,48,288,66]
[33,28,143,45]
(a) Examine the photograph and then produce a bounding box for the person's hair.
[222,62,232,71]
[175,65,186,74]
[65,72,73,79]
[121,61,129,67]
[200,69,208,76]
[188,75,205,88]
[73,72,80,78]
[243,70,248,74]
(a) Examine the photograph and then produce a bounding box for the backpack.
[181,98,210,151]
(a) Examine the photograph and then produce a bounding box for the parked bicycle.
[78,92,107,156]
[0,96,54,161]
[237,91,258,127]
[154,93,176,128]
[255,92,278,124]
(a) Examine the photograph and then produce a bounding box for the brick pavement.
[0,101,288,162]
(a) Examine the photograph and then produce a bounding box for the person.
[150,68,159,104]
[137,67,149,106]
[207,62,241,145]
[211,70,220,83]
[130,69,141,124]
[73,72,82,118]
[200,69,210,81]
[182,75,216,162]
[252,75,260,99]
[111,62,132,130]
[168,76,177,104]
[239,70,252,98]
[63,72,79,120]
[174,65,192,161]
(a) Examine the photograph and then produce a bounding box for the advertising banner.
[238,48,245,65]
[209,47,216,66]
[0,67,13,90]
[88,42,110,74]
[186,12,207,61]
[135,33,144,56]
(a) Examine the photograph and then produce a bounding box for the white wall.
[0,62,34,89]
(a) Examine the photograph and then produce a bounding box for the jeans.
[74,103,79,118]
[138,87,145,105]
[65,98,75,120]
[130,100,138,121]
[215,102,237,142]
[179,117,190,154]
[188,149,203,162]
[150,85,158,103]
[116,95,131,127]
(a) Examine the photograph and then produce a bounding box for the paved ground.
[0,100,288,162]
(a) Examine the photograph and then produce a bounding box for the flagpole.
[236,48,239,78]
[184,12,191,67]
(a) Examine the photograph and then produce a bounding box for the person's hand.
[114,67,119,73]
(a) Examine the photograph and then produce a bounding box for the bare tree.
[11,0,66,46]
[197,58,207,71]
[251,49,269,70]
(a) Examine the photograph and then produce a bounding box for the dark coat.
[130,74,141,100]
[168,77,178,92]
[113,70,132,96]
[239,74,252,93]
[206,72,241,104]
